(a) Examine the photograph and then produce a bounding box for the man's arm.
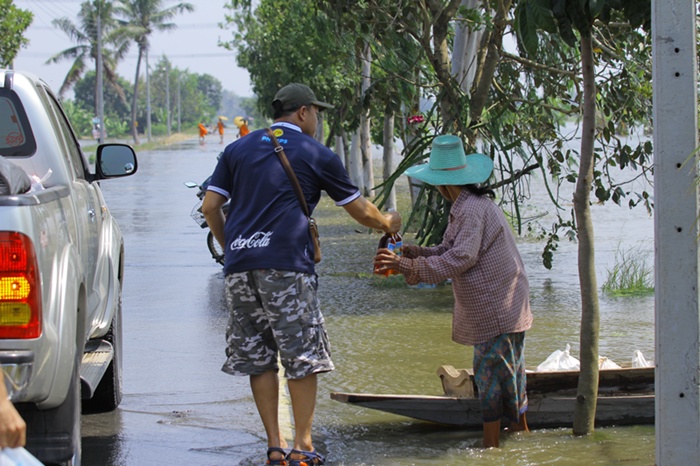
[342,196,401,233]
[0,379,25,448]
[202,191,228,249]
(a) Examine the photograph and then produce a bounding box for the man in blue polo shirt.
[202,83,401,466]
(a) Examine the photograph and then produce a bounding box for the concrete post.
[652,1,700,463]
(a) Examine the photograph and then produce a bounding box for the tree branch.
[491,163,540,189]
[502,51,580,81]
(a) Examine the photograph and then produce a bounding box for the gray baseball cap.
[272,83,334,111]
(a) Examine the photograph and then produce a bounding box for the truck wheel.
[20,357,82,466]
[82,290,123,413]
[207,231,225,265]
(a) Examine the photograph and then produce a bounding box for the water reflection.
[82,409,125,465]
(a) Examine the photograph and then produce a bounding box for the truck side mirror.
[96,144,138,178]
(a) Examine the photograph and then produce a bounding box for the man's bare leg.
[250,371,288,461]
[287,374,318,458]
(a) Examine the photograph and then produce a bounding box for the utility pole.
[165,59,171,137]
[96,1,105,143]
[652,1,700,463]
[146,50,152,142]
[177,72,181,133]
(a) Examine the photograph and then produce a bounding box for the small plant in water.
[601,245,654,296]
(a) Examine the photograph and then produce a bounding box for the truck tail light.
[0,232,41,338]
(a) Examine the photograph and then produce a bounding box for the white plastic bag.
[0,447,43,466]
[536,344,580,372]
[632,350,653,368]
[598,356,622,369]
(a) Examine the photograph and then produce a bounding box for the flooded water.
[310,171,655,465]
[95,137,656,465]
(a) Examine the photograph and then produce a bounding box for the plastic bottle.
[394,231,403,258]
[374,232,402,276]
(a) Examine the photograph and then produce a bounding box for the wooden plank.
[526,366,654,394]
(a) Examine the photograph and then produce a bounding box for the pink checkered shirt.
[398,190,533,345]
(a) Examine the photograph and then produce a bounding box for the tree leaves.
[0,0,32,68]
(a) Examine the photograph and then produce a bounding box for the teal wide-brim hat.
[405,135,493,186]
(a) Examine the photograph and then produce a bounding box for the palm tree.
[47,0,129,106]
[114,0,194,145]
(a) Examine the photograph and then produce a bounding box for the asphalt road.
[81,139,270,465]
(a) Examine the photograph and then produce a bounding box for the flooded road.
[83,136,656,465]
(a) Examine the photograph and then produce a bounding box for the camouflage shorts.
[221,269,334,379]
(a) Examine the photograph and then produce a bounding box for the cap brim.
[311,100,334,110]
[405,154,493,186]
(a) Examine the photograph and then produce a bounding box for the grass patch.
[601,246,654,296]
[366,273,409,288]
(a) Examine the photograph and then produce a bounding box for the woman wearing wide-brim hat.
[374,134,534,448]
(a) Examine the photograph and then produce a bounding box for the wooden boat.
[330,364,655,429]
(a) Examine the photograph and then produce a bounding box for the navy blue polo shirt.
[207,122,360,275]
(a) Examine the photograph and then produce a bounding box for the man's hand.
[0,397,26,448]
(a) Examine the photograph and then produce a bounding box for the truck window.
[39,87,87,181]
[0,90,37,157]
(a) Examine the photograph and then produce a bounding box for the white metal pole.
[652,1,700,463]
[146,51,152,142]
[177,73,181,134]
[165,60,171,137]
[96,5,105,143]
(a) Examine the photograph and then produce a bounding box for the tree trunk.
[130,47,143,145]
[360,41,374,198]
[335,133,346,167]
[382,108,396,211]
[348,130,363,191]
[467,0,512,145]
[451,0,484,95]
[572,30,600,436]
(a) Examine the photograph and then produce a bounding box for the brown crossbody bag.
[265,128,322,263]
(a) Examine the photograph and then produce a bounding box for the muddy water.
[309,167,655,464]
[95,138,655,465]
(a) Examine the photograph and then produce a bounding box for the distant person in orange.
[217,118,226,144]
[238,120,250,138]
[198,121,209,145]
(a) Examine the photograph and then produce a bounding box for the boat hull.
[330,392,655,429]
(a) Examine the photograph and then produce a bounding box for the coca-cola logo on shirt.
[230,231,273,250]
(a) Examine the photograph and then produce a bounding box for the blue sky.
[12,0,254,98]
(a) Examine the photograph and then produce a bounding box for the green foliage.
[61,100,94,138]
[104,116,128,137]
[223,0,359,133]
[0,0,32,67]
[223,0,655,270]
[114,0,195,141]
[601,245,654,296]
[74,71,132,121]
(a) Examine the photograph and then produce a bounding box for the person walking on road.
[202,83,401,466]
[198,121,209,145]
[216,117,226,144]
[374,134,533,448]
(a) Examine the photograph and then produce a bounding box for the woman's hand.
[373,248,400,274]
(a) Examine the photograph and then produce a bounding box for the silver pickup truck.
[0,69,137,465]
